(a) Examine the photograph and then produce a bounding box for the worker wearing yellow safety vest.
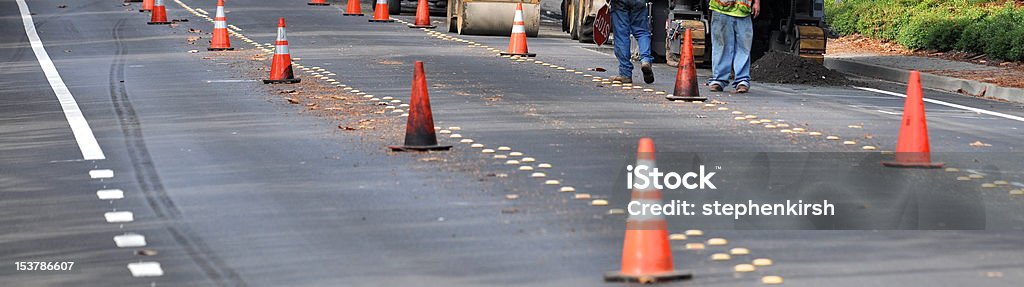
[707,0,760,93]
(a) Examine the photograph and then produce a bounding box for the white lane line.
[97,189,125,200]
[89,169,114,179]
[127,262,164,277]
[15,0,105,160]
[104,211,134,223]
[114,233,147,247]
[876,110,901,115]
[855,87,1024,123]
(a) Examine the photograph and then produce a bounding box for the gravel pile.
[751,52,852,86]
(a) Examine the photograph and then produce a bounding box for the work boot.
[640,62,654,84]
[735,84,749,93]
[609,75,632,84]
[709,83,723,92]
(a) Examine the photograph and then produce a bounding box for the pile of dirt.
[751,52,852,86]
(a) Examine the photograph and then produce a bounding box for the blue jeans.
[611,0,652,77]
[708,11,753,88]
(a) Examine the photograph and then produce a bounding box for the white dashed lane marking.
[856,86,1024,123]
[97,189,124,200]
[90,169,114,179]
[104,211,134,223]
[114,233,147,248]
[127,262,164,277]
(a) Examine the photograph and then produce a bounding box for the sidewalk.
[822,36,1024,103]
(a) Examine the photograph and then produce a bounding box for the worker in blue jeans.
[609,0,654,84]
[708,0,759,93]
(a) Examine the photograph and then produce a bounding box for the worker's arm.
[752,0,760,18]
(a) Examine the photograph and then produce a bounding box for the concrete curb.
[824,57,1024,103]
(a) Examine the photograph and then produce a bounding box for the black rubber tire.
[388,0,401,15]
[578,16,594,43]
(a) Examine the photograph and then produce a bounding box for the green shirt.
[709,0,752,18]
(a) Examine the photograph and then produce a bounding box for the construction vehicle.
[445,0,541,37]
[561,0,828,66]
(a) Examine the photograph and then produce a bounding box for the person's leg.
[610,3,633,78]
[629,0,654,83]
[629,1,652,64]
[708,12,734,88]
[732,15,754,88]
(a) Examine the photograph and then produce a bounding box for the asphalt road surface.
[2,0,1023,286]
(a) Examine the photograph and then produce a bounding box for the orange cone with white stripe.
[208,0,233,51]
[148,0,171,25]
[139,0,154,12]
[369,0,394,23]
[883,71,943,168]
[500,3,535,57]
[342,0,364,16]
[308,0,330,6]
[408,0,436,28]
[263,18,300,84]
[605,138,691,283]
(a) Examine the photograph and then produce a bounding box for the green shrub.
[826,0,1024,61]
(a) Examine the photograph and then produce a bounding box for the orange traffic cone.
[308,0,330,6]
[605,138,691,283]
[389,61,452,152]
[883,71,943,168]
[666,29,707,102]
[500,3,535,57]
[263,18,301,84]
[342,0,364,16]
[408,0,436,28]
[139,0,154,12]
[369,0,395,23]
[148,0,171,25]
[208,0,233,51]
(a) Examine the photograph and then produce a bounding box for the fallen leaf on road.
[588,67,607,72]
[285,98,300,104]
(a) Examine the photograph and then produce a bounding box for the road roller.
[446,0,541,37]
[562,0,828,66]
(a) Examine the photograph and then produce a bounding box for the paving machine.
[562,0,828,66]
[446,0,541,37]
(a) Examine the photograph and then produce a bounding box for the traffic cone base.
[409,24,437,29]
[263,78,301,84]
[389,144,452,152]
[208,47,235,51]
[147,21,172,25]
[343,13,365,16]
[499,51,536,57]
[882,159,944,168]
[308,2,331,5]
[603,270,692,283]
[369,19,395,23]
[666,29,707,102]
